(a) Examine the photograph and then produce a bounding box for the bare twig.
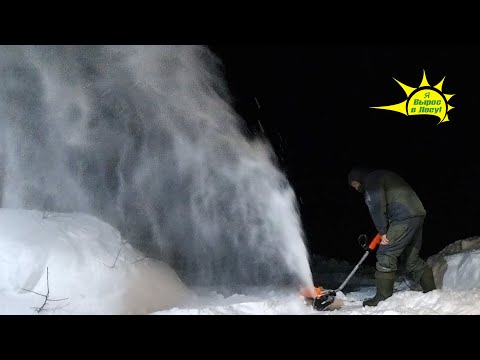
[131,256,150,264]
[21,267,69,313]
[104,248,121,268]
[37,268,50,312]
[47,297,69,302]
[20,289,45,297]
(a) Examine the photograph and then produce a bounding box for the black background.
[208,44,480,265]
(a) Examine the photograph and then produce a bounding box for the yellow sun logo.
[370,70,455,125]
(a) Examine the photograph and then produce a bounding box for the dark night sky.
[208,44,480,265]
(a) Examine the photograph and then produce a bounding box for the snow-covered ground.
[1,208,479,315]
[155,252,480,315]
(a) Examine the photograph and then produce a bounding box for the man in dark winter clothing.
[347,167,436,307]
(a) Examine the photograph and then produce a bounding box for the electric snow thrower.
[301,233,382,311]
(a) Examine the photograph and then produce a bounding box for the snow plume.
[0,45,312,292]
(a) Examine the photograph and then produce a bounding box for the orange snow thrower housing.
[301,233,383,310]
[300,286,325,299]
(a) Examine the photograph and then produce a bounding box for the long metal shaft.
[335,250,370,292]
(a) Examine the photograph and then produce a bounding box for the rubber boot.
[363,271,396,307]
[420,266,436,293]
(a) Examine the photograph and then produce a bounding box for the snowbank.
[427,236,480,290]
[0,208,191,315]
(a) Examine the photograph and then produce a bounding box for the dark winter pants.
[376,216,428,283]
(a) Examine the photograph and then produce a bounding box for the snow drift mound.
[427,236,480,290]
[0,208,191,314]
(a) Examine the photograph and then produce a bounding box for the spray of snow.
[0,45,312,292]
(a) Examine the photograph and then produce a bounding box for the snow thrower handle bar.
[333,233,383,293]
[358,233,382,252]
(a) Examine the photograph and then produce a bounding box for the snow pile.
[338,287,480,315]
[0,208,191,315]
[427,236,480,290]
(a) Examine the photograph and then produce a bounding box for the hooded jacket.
[348,167,426,234]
